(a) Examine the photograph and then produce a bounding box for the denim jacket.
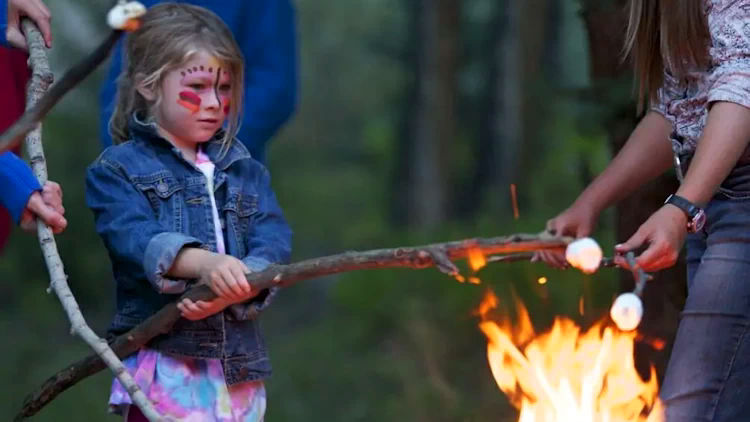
[85,115,292,384]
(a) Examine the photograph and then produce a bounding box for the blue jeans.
[661,166,750,421]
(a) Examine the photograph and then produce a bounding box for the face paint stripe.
[179,91,201,105]
[177,91,201,113]
[177,100,200,113]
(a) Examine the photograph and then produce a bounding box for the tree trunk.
[580,0,685,380]
[403,0,459,228]
[471,0,552,217]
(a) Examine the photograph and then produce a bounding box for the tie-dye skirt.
[109,348,266,421]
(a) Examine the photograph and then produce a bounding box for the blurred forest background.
[0,0,687,420]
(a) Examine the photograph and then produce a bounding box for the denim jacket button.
[156,180,168,194]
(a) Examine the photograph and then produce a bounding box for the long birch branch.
[17,233,571,419]
[19,20,161,422]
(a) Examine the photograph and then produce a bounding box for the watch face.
[691,210,707,232]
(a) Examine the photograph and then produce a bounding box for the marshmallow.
[610,293,643,331]
[565,237,603,274]
[107,1,146,31]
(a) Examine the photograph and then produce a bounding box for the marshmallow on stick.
[610,293,644,331]
[610,252,650,331]
[565,237,603,274]
[107,1,146,31]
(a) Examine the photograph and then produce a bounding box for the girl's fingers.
[220,268,245,299]
[229,265,251,295]
[178,299,203,319]
[239,260,250,274]
[208,277,230,299]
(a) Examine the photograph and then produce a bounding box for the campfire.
[477,291,664,422]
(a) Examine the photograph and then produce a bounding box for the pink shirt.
[653,0,750,155]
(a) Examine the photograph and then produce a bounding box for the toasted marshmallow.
[610,293,643,331]
[565,237,603,274]
[107,1,146,31]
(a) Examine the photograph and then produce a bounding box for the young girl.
[542,0,750,420]
[85,4,292,421]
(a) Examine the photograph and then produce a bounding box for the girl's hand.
[614,204,688,271]
[177,296,231,321]
[198,254,252,302]
[536,203,598,269]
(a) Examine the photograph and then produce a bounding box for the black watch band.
[664,194,706,233]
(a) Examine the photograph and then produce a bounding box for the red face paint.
[177,91,201,113]
[223,98,231,115]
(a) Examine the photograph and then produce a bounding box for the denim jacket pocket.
[133,172,184,230]
[222,192,259,217]
[222,192,258,257]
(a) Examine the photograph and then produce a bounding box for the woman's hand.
[537,202,599,269]
[198,254,252,302]
[177,296,231,321]
[614,204,688,271]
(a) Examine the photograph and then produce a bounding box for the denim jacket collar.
[128,113,252,171]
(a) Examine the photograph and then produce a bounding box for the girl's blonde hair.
[110,3,244,151]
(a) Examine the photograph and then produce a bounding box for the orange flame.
[468,248,487,272]
[478,291,664,422]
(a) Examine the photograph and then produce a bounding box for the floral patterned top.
[652,0,750,156]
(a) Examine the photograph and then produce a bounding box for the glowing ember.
[478,291,663,422]
[510,184,520,220]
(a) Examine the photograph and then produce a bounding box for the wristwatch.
[664,194,706,233]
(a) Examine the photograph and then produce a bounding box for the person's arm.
[573,112,674,216]
[1,0,7,47]
[677,103,750,205]
[87,157,253,302]
[616,5,750,270]
[539,112,673,268]
[0,152,66,233]
[0,151,41,223]
[236,0,297,161]
[616,103,750,270]
[86,158,202,294]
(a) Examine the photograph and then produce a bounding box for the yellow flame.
[478,291,663,422]
[468,248,487,272]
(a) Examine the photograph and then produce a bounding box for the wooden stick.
[17,233,571,418]
[18,20,161,422]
